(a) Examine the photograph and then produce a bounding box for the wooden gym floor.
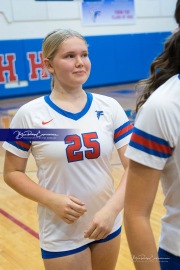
[0,84,165,270]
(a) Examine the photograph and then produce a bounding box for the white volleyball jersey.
[125,74,180,256]
[3,92,133,252]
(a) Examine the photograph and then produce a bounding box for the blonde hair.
[42,29,87,89]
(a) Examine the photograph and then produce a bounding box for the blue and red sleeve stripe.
[114,121,133,143]
[129,127,173,158]
[8,140,31,152]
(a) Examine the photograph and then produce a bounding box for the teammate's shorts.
[158,247,180,270]
[41,226,121,259]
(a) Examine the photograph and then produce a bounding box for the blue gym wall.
[0,31,171,99]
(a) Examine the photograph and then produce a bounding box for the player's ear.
[43,59,54,74]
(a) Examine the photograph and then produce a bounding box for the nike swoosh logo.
[42,119,53,125]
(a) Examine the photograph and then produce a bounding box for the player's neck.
[51,87,85,101]
[50,88,87,113]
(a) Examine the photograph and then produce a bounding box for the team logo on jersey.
[42,119,53,125]
[95,110,104,119]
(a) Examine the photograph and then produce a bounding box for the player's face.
[49,37,91,89]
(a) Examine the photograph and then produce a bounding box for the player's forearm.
[124,215,161,270]
[4,171,54,206]
[105,168,128,214]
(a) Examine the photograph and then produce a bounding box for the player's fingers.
[64,218,74,224]
[74,205,87,214]
[70,196,87,213]
[85,227,105,240]
[88,229,100,239]
[84,224,96,238]
[84,223,110,240]
[64,215,78,224]
[70,196,86,206]
[93,231,109,241]
[69,208,84,218]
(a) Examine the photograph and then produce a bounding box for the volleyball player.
[124,8,180,270]
[3,29,133,270]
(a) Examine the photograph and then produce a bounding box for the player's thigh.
[43,247,92,270]
[90,234,121,270]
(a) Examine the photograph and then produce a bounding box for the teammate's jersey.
[3,92,133,252]
[125,74,180,256]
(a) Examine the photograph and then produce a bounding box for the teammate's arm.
[124,160,161,270]
[3,151,87,224]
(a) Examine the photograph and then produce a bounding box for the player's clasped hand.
[48,193,87,224]
[84,206,116,240]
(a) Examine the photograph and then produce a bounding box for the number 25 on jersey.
[65,132,100,163]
